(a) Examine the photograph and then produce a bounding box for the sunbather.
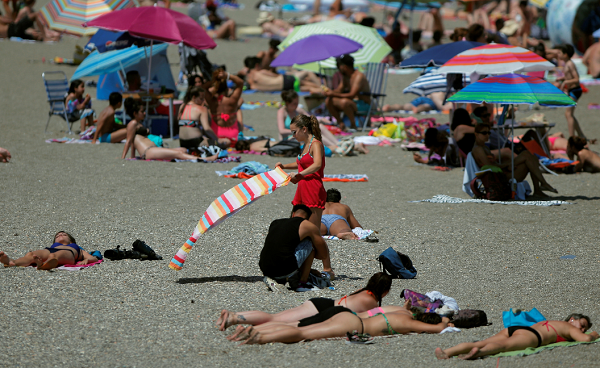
[177,86,219,150]
[257,39,280,72]
[204,0,236,40]
[2,0,60,41]
[65,79,94,133]
[216,272,392,331]
[244,57,323,94]
[256,12,293,39]
[232,301,450,344]
[0,146,10,162]
[435,314,598,360]
[567,136,600,173]
[320,189,361,239]
[472,123,557,197]
[93,93,127,144]
[383,92,453,113]
[0,231,98,270]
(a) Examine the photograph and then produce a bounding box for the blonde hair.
[290,114,321,142]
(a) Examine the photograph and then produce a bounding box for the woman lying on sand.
[0,231,98,270]
[217,272,392,331]
[435,314,598,360]
[228,300,450,344]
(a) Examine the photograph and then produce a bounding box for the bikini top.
[337,290,378,306]
[542,321,567,343]
[179,104,200,127]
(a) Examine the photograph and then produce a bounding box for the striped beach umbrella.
[169,167,291,271]
[403,72,470,96]
[39,0,138,37]
[437,44,555,75]
[447,73,576,107]
[278,20,391,72]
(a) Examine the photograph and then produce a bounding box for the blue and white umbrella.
[403,72,470,96]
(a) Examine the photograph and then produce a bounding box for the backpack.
[378,247,417,279]
[267,140,302,157]
[451,309,490,328]
[470,171,512,201]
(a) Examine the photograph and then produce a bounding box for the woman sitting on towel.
[436,314,598,360]
[472,123,558,197]
[177,86,219,151]
[122,99,213,161]
[216,272,392,331]
[0,231,98,270]
[229,299,450,344]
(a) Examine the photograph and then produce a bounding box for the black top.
[457,133,476,154]
[259,217,305,277]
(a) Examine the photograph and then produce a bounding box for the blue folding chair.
[42,71,73,134]
[357,62,389,132]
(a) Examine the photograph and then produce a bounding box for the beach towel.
[127,156,241,163]
[169,167,291,271]
[491,336,599,357]
[216,171,369,182]
[411,194,571,207]
[323,227,374,240]
[57,259,103,271]
[243,89,310,96]
[46,137,98,144]
[241,101,283,110]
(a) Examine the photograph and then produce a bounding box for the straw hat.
[500,20,519,37]
[256,12,274,25]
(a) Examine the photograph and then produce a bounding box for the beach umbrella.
[448,73,575,188]
[404,71,470,96]
[85,29,159,53]
[278,20,391,72]
[594,28,600,38]
[39,0,138,37]
[169,167,291,271]
[437,44,556,75]
[529,0,550,8]
[271,34,363,67]
[400,41,484,68]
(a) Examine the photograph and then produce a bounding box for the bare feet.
[530,192,550,199]
[32,255,44,268]
[435,347,449,360]
[216,310,236,331]
[38,258,58,270]
[540,184,558,194]
[233,326,253,342]
[355,143,369,154]
[240,327,261,345]
[411,106,418,114]
[459,347,480,360]
[338,232,359,240]
[0,251,15,267]
[382,104,392,112]
[227,325,248,341]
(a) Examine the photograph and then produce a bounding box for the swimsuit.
[66,97,93,122]
[370,312,399,335]
[99,133,111,143]
[548,136,557,148]
[7,15,34,39]
[178,104,201,128]
[354,99,371,113]
[507,326,542,347]
[321,214,350,235]
[283,75,300,92]
[568,86,583,101]
[297,306,360,330]
[292,137,326,209]
[542,321,567,343]
[411,97,436,109]
[44,243,83,262]
[309,298,335,313]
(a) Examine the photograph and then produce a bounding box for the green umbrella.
[279,20,392,72]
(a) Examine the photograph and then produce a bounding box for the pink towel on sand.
[57,259,103,270]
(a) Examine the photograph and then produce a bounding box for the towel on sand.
[323,227,374,240]
[491,337,598,357]
[57,259,103,271]
[411,194,571,207]
[128,156,241,163]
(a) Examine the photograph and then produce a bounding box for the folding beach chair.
[42,71,73,134]
[357,62,388,132]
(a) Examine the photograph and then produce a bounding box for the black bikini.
[507,326,542,347]
[309,298,335,313]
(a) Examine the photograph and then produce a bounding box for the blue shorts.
[98,133,111,143]
[321,214,350,235]
[270,239,314,283]
[411,97,436,109]
[568,87,583,101]
[354,99,371,113]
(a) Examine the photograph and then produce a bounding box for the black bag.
[470,171,511,201]
[378,247,417,279]
[267,140,302,157]
[451,309,490,328]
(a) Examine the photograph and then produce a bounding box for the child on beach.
[92,92,127,144]
[65,79,94,133]
[552,44,595,143]
[276,115,326,230]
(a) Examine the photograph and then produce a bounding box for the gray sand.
[1,1,599,367]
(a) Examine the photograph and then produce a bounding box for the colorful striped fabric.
[169,167,291,271]
[437,44,555,75]
[39,0,138,36]
[447,73,576,107]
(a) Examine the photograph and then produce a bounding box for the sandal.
[345,330,374,344]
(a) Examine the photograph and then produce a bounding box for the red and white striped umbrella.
[437,43,555,75]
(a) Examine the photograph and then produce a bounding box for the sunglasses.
[478,131,491,135]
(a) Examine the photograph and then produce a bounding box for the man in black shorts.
[259,204,333,292]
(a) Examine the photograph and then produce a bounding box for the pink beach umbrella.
[83,6,216,50]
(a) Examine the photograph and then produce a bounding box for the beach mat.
[411,194,571,207]
[492,337,599,358]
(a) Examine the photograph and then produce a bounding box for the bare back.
[96,106,116,136]
[342,71,371,104]
[323,202,360,228]
[563,60,580,90]
[249,70,283,91]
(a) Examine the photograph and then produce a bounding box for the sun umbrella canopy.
[594,28,600,38]
[400,41,484,68]
[39,0,138,36]
[437,44,555,75]
[71,43,169,80]
[271,34,363,67]
[404,71,470,96]
[84,6,216,50]
[447,73,576,107]
[85,29,159,53]
[278,20,391,72]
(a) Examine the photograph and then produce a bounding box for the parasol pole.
[408,0,415,51]
[511,103,515,193]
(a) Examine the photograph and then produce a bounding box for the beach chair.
[42,71,73,134]
[357,62,389,132]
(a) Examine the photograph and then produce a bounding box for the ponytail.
[309,116,322,142]
[290,114,322,142]
[349,272,392,306]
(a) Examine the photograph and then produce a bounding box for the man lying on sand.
[320,189,361,239]
[436,314,597,360]
[244,57,323,93]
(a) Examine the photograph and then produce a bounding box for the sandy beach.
[1,1,599,366]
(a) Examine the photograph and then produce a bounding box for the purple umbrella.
[270,34,363,67]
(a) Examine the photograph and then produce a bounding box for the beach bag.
[267,140,301,157]
[470,171,511,201]
[378,247,417,279]
[402,289,441,313]
[451,309,490,328]
[502,308,546,328]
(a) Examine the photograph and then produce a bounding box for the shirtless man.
[567,137,600,173]
[325,55,371,131]
[92,92,127,144]
[257,39,280,72]
[203,69,244,148]
[582,41,600,79]
[320,189,361,240]
[244,57,322,93]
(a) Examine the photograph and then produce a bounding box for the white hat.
[256,12,274,25]
[500,20,519,37]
